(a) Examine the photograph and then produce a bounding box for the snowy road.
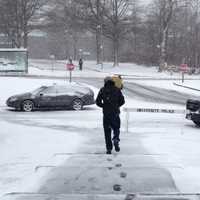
[124,82,197,105]
[73,77,198,105]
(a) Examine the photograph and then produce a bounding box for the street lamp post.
[50,54,55,71]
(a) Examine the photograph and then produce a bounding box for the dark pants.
[103,114,120,151]
[79,64,83,70]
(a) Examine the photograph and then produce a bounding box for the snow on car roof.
[42,83,92,94]
[50,82,90,89]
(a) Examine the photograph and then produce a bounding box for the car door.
[37,86,58,107]
[56,86,77,107]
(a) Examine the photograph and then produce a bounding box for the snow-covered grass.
[125,110,200,192]
[130,112,200,192]
[0,121,84,194]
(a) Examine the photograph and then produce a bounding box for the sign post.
[182,72,184,83]
[180,64,188,83]
[66,63,75,82]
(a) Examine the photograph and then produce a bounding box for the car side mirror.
[39,93,44,97]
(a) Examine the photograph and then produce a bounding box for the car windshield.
[31,86,47,95]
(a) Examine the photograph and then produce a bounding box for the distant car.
[186,99,200,126]
[6,84,95,112]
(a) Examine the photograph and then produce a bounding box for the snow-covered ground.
[29,59,200,80]
[0,121,84,194]
[29,59,200,96]
[1,60,200,197]
[127,111,200,193]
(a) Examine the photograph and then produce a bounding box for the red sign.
[66,63,75,71]
[180,64,188,72]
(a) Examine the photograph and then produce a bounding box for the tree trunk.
[113,37,119,67]
[73,36,78,60]
[159,25,168,72]
[23,32,28,48]
[96,27,101,64]
[96,0,101,64]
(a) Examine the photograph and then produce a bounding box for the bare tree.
[73,0,106,64]
[188,0,200,68]
[0,0,47,48]
[122,0,142,63]
[45,0,87,59]
[153,0,177,71]
[102,0,133,66]
[166,0,200,68]
[91,0,105,64]
[66,0,133,66]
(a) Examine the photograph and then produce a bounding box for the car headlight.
[9,97,18,102]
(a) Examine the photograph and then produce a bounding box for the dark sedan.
[6,84,95,112]
[186,99,200,126]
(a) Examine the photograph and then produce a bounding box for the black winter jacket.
[96,80,125,115]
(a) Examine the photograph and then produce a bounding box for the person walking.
[96,77,125,154]
[79,58,83,70]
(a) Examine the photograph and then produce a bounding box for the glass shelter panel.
[0,49,28,72]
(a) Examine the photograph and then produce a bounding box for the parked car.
[6,84,95,112]
[186,99,200,126]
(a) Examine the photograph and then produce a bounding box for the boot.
[114,141,120,152]
[106,150,112,154]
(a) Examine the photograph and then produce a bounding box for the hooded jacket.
[96,80,125,115]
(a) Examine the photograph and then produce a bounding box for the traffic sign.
[66,63,75,71]
[180,64,188,72]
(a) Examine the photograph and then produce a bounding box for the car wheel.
[193,120,200,127]
[71,99,83,110]
[22,100,34,112]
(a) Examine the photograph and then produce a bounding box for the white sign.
[123,107,186,133]
[123,107,185,114]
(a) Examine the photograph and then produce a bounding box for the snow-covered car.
[186,99,200,126]
[6,84,95,112]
